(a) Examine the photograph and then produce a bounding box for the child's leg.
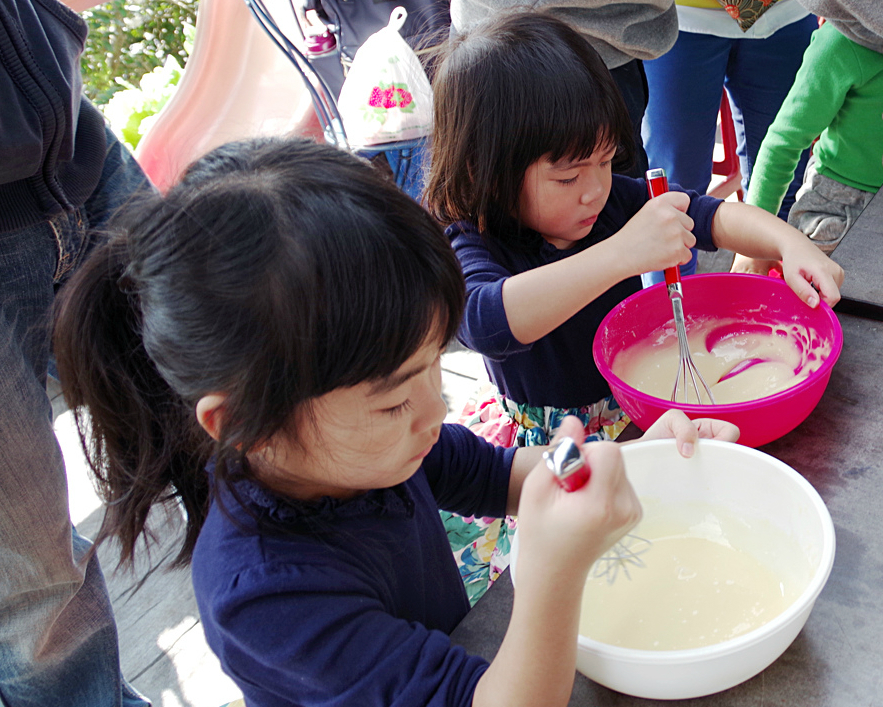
[787,157,875,255]
[724,15,816,220]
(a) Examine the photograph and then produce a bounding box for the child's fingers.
[531,435,630,517]
[640,409,698,457]
[814,276,841,307]
[648,194,694,232]
[578,442,643,544]
[669,414,699,458]
[576,441,627,493]
[830,261,845,287]
[656,190,690,213]
[551,415,587,448]
[637,410,741,453]
[780,243,844,308]
[812,265,843,305]
[520,439,641,577]
[694,418,741,443]
[784,265,842,309]
[578,442,641,522]
[619,195,697,275]
[784,270,822,308]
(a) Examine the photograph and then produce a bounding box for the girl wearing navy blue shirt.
[424,10,843,601]
[53,136,739,707]
[426,10,843,446]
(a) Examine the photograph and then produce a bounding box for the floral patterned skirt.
[443,390,629,605]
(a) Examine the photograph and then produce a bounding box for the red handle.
[645,168,680,287]
[556,463,591,493]
[555,466,591,493]
[544,438,591,492]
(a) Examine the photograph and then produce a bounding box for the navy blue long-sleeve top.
[191,423,517,707]
[448,175,722,409]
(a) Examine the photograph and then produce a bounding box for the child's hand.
[714,202,844,309]
[779,238,844,308]
[636,409,740,458]
[615,191,696,276]
[516,417,642,586]
[477,419,641,707]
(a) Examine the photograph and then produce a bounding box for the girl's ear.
[196,394,227,441]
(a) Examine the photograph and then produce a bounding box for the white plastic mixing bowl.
[510,439,835,699]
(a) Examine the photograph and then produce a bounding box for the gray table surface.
[450,311,883,705]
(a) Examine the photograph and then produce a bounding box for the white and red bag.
[336,6,433,147]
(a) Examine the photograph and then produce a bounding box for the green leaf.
[81,0,196,106]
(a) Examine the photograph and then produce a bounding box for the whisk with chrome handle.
[645,168,716,405]
[543,437,650,583]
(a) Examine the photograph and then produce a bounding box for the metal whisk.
[646,168,716,405]
[544,437,650,583]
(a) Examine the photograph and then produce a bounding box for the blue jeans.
[0,126,153,707]
[640,15,817,286]
[376,139,428,201]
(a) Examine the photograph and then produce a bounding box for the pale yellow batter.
[578,506,810,651]
[612,317,832,404]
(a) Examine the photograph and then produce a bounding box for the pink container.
[593,274,843,448]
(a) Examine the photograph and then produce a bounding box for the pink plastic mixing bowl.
[593,273,843,448]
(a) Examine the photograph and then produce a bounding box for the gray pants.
[788,154,876,254]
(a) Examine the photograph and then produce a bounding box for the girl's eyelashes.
[382,399,414,417]
[556,175,579,185]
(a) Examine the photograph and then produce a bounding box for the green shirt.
[747,22,883,215]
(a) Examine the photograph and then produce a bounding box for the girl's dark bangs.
[355,252,463,383]
[538,72,624,164]
[306,200,465,390]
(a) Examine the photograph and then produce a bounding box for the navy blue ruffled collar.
[206,457,416,527]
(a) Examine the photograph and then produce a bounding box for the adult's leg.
[725,14,816,220]
[380,140,430,201]
[610,59,650,179]
[0,127,152,707]
[642,30,733,194]
[641,31,731,284]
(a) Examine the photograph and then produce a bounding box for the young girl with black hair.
[424,9,844,600]
[53,137,737,707]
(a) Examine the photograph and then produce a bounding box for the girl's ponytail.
[53,136,465,565]
[54,234,210,567]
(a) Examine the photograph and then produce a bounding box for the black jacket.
[0,0,106,232]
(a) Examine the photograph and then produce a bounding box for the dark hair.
[425,10,635,242]
[54,137,465,566]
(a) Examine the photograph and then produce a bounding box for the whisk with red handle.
[646,168,716,405]
[543,437,649,583]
